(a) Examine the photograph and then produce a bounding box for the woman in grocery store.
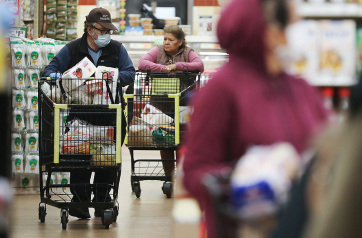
[181,0,329,237]
[138,25,204,176]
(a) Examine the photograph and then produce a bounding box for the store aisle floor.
[10,146,175,238]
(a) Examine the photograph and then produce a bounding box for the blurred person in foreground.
[294,77,362,238]
[0,4,14,238]
[181,0,328,237]
[43,7,135,219]
[138,25,204,176]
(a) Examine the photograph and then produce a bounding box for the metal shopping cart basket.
[38,75,123,229]
[124,69,200,198]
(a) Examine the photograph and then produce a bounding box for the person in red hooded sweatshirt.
[182,0,329,237]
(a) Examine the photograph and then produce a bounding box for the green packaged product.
[152,127,175,144]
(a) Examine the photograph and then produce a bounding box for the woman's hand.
[162,64,177,72]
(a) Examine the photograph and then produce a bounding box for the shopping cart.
[38,75,123,229]
[124,69,200,198]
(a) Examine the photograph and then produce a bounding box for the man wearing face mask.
[42,7,135,219]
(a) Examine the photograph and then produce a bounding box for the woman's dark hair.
[164,25,186,48]
[261,0,289,29]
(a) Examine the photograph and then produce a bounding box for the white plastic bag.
[230,142,300,220]
[141,104,173,127]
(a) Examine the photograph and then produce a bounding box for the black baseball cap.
[86,7,117,30]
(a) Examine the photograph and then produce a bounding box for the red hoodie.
[182,0,328,237]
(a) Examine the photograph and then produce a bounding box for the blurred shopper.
[43,7,135,219]
[292,79,362,238]
[138,25,204,176]
[0,4,14,238]
[181,0,328,237]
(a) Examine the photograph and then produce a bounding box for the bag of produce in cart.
[152,125,175,144]
[61,121,90,154]
[68,83,93,104]
[127,117,155,146]
[90,144,116,166]
[61,57,96,92]
[88,126,115,144]
[141,104,173,128]
[230,143,300,221]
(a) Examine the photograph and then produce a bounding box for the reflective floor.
[9,146,174,238]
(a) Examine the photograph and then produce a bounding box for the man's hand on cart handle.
[50,73,61,80]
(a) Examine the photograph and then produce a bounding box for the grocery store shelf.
[296,3,362,18]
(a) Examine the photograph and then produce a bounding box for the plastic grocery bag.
[61,120,90,154]
[230,142,300,221]
[140,104,173,127]
[152,126,175,145]
[127,117,154,146]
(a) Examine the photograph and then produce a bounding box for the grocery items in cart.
[38,75,122,229]
[125,70,200,198]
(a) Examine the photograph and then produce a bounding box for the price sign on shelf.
[8,27,27,38]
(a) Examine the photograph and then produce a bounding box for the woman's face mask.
[92,29,111,48]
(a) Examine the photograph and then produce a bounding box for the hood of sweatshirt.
[217,0,267,73]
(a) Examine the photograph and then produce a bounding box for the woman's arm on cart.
[175,51,204,73]
[118,44,136,87]
[42,46,71,76]
[138,46,164,72]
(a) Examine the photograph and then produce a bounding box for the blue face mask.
[92,30,111,48]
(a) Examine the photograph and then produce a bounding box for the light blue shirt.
[87,46,102,66]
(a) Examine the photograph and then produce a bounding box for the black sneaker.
[69,207,91,219]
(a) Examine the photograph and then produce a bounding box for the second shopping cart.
[124,70,200,198]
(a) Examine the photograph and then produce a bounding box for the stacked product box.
[46,0,78,40]
[10,37,68,194]
[287,20,356,86]
[119,0,127,35]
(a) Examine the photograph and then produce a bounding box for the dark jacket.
[42,33,135,87]
[43,33,131,142]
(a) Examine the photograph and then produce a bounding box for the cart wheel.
[131,178,135,192]
[134,182,141,198]
[101,209,114,229]
[113,205,119,222]
[162,182,173,198]
[38,205,46,223]
[61,209,68,230]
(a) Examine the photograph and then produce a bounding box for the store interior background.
[7,0,362,198]
[4,0,362,236]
